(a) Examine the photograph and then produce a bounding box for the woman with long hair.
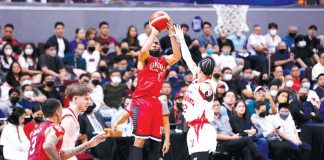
[1,43,16,71]
[5,61,22,87]
[18,43,42,83]
[122,25,140,52]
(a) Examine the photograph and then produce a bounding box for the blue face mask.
[206,49,214,55]
[223,52,230,56]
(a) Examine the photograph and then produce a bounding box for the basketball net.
[213,5,249,35]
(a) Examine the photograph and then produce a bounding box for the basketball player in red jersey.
[60,83,94,160]
[113,20,181,160]
[28,98,107,160]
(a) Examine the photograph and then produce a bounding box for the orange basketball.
[149,11,170,32]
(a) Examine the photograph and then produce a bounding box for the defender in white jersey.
[174,25,217,160]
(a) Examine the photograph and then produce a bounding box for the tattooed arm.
[42,126,62,160]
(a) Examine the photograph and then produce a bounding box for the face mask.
[236,32,242,37]
[176,102,183,111]
[25,48,33,55]
[34,116,44,123]
[269,29,278,36]
[259,111,268,118]
[279,112,289,120]
[88,47,95,52]
[92,79,100,86]
[223,74,232,81]
[22,80,32,86]
[121,48,129,54]
[102,47,109,54]
[261,79,269,85]
[289,32,297,38]
[99,66,108,72]
[298,41,306,48]
[223,52,230,56]
[279,49,286,54]
[84,104,96,114]
[118,67,126,72]
[286,80,293,88]
[302,82,311,89]
[10,96,20,104]
[75,51,83,56]
[270,90,278,97]
[46,81,54,87]
[278,96,288,104]
[4,49,13,56]
[299,95,307,102]
[243,74,253,81]
[111,76,121,84]
[24,91,34,99]
[150,50,161,57]
[206,48,214,55]
[49,50,57,57]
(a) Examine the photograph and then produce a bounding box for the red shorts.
[127,96,163,141]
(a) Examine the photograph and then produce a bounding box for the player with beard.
[113,20,180,160]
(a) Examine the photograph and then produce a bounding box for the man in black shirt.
[39,74,61,101]
[291,35,319,68]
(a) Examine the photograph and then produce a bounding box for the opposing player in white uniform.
[174,25,217,159]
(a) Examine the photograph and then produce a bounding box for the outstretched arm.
[164,20,181,66]
[138,27,160,70]
[173,25,198,76]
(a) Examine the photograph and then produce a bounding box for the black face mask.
[259,111,268,118]
[261,79,269,85]
[10,96,20,104]
[92,79,100,86]
[83,80,89,83]
[176,102,183,111]
[288,32,297,38]
[121,48,129,54]
[102,47,109,54]
[34,116,44,123]
[85,104,96,114]
[213,73,221,79]
[299,95,308,102]
[279,49,286,54]
[99,66,108,72]
[88,47,95,52]
[149,50,161,57]
[46,81,54,87]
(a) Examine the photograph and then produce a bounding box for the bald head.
[288,26,298,32]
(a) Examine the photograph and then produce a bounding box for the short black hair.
[198,57,215,76]
[79,73,90,80]
[255,101,266,110]
[55,21,65,28]
[32,104,42,113]
[221,67,232,73]
[222,41,232,48]
[8,107,25,125]
[269,82,280,88]
[4,23,14,30]
[99,21,109,28]
[41,74,52,83]
[181,23,189,30]
[75,27,84,34]
[44,43,56,50]
[22,84,32,92]
[114,55,127,64]
[42,98,61,118]
[294,35,306,45]
[243,65,252,72]
[317,73,324,81]
[110,69,121,76]
[278,103,289,110]
[144,21,150,28]
[224,90,236,97]
[268,22,278,29]
[9,88,20,96]
[20,72,31,78]
[308,25,317,31]
[202,21,212,28]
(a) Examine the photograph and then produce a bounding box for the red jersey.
[132,56,167,98]
[24,121,36,139]
[28,121,65,160]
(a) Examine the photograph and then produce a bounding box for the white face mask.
[49,50,57,57]
[302,82,311,89]
[269,29,277,36]
[25,48,34,55]
[270,90,278,97]
[21,80,32,86]
[286,80,294,88]
[223,74,232,81]
[4,49,13,56]
[298,41,306,48]
[24,91,34,99]
[111,76,121,84]
[236,32,242,37]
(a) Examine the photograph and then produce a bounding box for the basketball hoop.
[213,5,249,35]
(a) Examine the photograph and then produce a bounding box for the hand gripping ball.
[149,11,170,32]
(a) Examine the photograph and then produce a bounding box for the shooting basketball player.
[119,20,181,160]
[60,83,93,160]
[28,99,107,160]
[174,25,217,160]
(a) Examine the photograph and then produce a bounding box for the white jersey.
[182,79,217,154]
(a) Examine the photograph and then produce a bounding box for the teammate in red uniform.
[113,20,181,160]
[28,98,107,160]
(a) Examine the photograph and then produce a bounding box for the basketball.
[149,11,170,32]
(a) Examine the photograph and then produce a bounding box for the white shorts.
[186,123,217,155]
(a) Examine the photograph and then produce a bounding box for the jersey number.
[29,136,37,155]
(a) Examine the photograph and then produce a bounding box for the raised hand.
[88,132,107,148]
[170,24,184,43]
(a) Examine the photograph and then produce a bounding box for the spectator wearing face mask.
[18,43,42,78]
[269,82,280,99]
[290,87,322,128]
[38,74,61,100]
[89,72,105,109]
[168,93,186,131]
[264,22,281,54]
[0,88,22,118]
[315,74,324,101]
[23,105,44,139]
[1,24,21,54]
[238,67,256,99]
[218,42,244,74]
[111,96,133,136]
[18,73,47,104]
[103,70,128,109]
[97,60,109,85]
[82,40,100,73]
[38,43,68,81]
[246,86,277,116]
[99,41,110,62]
[18,84,42,116]
[221,67,239,92]
[69,43,87,77]
[271,41,295,74]
[282,26,298,50]
[228,31,248,54]
[257,72,270,89]
[300,77,320,108]
[291,35,320,68]
[283,74,298,102]
[1,43,16,71]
